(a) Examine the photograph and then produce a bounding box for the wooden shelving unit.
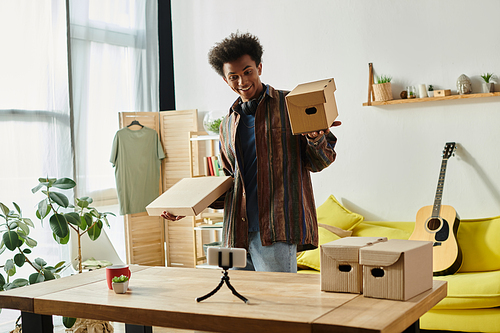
[363,92,500,106]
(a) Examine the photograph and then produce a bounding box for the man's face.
[222,54,263,102]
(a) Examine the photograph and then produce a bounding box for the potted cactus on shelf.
[372,75,393,102]
[480,73,495,93]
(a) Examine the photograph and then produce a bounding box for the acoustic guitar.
[410,142,462,276]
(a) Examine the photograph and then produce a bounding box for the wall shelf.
[363,92,500,106]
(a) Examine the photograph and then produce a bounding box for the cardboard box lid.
[359,239,433,266]
[286,78,336,107]
[146,176,233,217]
[321,237,387,262]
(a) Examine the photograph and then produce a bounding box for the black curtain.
[158,0,175,111]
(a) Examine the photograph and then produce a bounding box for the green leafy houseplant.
[0,202,66,290]
[32,177,115,328]
[32,177,115,274]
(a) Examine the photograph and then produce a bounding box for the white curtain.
[0,0,158,324]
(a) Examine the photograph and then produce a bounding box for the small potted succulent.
[428,85,434,97]
[112,275,129,294]
[372,75,393,102]
[480,73,495,93]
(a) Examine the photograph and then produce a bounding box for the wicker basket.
[372,82,393,102]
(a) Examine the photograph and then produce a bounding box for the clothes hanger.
[127,113,144,128]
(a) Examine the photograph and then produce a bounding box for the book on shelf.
[204,155,224,176]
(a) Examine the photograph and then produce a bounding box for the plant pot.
[112,280,129,294]
[482,82,494,93]
[203,110,226,135]
[427,91,434,97]
[372,82,393,102]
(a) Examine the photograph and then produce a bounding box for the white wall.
[170,0,500,221]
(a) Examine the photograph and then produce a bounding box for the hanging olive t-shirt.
[110,127,165,215]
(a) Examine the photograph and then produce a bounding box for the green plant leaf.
[3,231,22,251]
[49,192,70,208]
[0,203,9,217]
[64,212,80,226]
[87,223,101,241]
[76,197,90,209]
[14,253,25,267]
[4,278,28,290]
[16,221,29,235]
[53,178,76,190]
[42,268,55,280]
[13,202,21,215]
[4,259,16,276]
[37,199,49,220]
[31,183,43,193]
[0,273,5,290]
[24,236,37,248]
[29,272,45,284]
[49,214,69,238]
[23,248,32,254]
[34,257,47,268]
[22,218,34,228]
[63,317,77,328]
[53,231,70,245]
[82,213,93,230]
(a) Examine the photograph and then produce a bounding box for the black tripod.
[196,251,249,304]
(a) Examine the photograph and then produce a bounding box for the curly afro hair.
[208,32,264,77]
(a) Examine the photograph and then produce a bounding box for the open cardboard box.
[146,176,233,216]
[285,78,338,135]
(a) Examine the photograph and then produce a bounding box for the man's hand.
[161,211,185,221]
[302,121,341,140]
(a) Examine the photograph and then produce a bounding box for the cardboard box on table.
[146,176,233,216]
[320,237,387,294]
[285,78,338,135]
[359,239,433,301]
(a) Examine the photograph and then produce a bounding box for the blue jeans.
[235,231,297,273]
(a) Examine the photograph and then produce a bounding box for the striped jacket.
[218,84,337,251]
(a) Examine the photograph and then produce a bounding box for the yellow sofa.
[298,195,500,333]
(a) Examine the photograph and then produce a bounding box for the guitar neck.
[432,158,449,217]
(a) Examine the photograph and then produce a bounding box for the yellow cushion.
[352,221,413,240]
[421,308,500,333]
[296,226,340,271]
[457,216,500,272]
[316,195,364,231]
[433,270,500,309]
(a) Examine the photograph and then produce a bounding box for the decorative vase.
[457,74,472,94]
[372,82,393,102]
[112,280,129,294]
[203,110,226,135]
[482,82,494,93]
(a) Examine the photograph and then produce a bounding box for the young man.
[163,32,339,273]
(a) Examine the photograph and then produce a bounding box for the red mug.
[106,265,131,290]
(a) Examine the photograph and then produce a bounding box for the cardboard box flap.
[287,78,336,107]
[322,237,387,262]
[146,176,233,216]
[359,239,433,266]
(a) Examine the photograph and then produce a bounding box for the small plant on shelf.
[480,73,495,83]
[376,75,392,84]
[480,73,496,93]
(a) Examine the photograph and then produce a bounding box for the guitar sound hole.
[427,218,441,231]
[338,264,352,272]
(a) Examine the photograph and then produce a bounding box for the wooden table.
[0,266,446,333]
